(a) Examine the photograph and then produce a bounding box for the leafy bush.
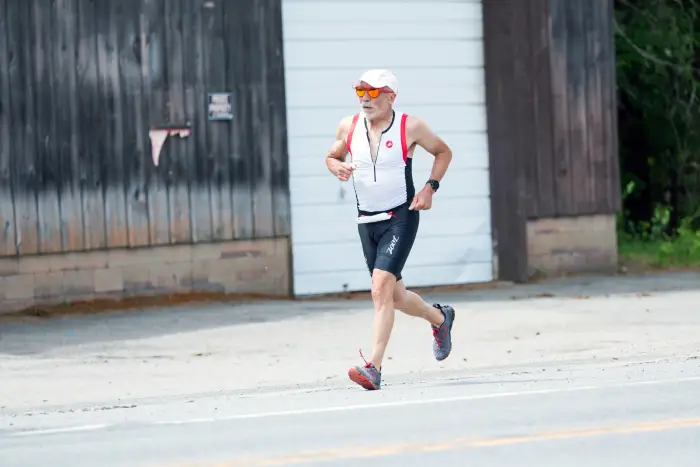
[615,0,700,236]
[615,0,700,266]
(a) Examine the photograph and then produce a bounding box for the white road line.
[9,375,700,436]
[11,424,108,437]
[152,375,700,425]
[152,387,599,426]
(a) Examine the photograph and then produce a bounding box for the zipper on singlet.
[365,130,381,182]
[364,110,395,183]
[375,134,382,182]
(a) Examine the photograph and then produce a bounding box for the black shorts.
[357,202,419,281]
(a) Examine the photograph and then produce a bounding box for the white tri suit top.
[345,110,415,216]
[344,109,419,281]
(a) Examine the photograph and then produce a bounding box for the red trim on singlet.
[400,113,408,163]
[346,113,360,155]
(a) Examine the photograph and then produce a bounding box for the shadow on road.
[1,271,699,357]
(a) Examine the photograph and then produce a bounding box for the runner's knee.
[393,281,407,307]
[371,269,396,304]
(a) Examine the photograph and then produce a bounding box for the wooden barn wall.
[483,0,620,282]
[0,0,290,259]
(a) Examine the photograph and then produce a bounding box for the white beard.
[361,106,377,119]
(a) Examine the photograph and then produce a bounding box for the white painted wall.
[282,0,493,296]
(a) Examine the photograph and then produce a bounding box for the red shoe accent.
[348,367,379,390]
[349,348,380,390]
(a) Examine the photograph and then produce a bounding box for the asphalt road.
[2,357,699,467]
[3,272,700,466]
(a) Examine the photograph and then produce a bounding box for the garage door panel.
[290,208,491,246]
[413,155,490,181]
[291,203,359,243]
[283,0,491,295]
[285,80,484,108]
[402,261,493,287]
[293,261,493,296]
[288,132,489,163]
[285,67,486,105]
[290,170,490,206]
[287,106,487,138]
[289,168,490,207]
[415,168,490,199]
[284,40,483,69]
[293,270,371,296]
[288,133,490,177]
[284,19,482,41]
[292,243,367,275]
[418,201,492,236]
[409,235,493,266]
[293,233,493,274]
[291,198,491,244]
[282,1,482,23]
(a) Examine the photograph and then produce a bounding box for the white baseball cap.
[354,69,398,94]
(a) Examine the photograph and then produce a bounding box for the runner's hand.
[335,162,355,182]
[409,186,434,210]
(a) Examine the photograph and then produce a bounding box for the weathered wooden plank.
[9,1,41,256]
[548,0,575,216]
[249,0,275,238]
[585,0,607,215]
[225,0,255,239]
[55,0,86,252]
[200,0,233,242]
[32,1,65,254]
[482,0,528,282]
[119,0,151,248]
[184,0,214,243]
[76,0,107,250]
[0,0,18,257]
[143,0,172,246]
[602,0,621,212]
[163,0,192,244]
[565,0,594,215]
[264,0,292,237]
[510,0,538,219]
[100,0,129,248]
[529,0,556,218]
[135,0,154,246]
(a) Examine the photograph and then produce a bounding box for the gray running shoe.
[432,304,455,361]
[348,350,381,390]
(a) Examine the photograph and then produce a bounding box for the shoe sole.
[348,368,380,390]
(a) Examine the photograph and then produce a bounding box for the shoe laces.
[359,348,372,368]
[359,349,380,373]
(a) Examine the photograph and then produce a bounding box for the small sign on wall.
[208,92,233,120]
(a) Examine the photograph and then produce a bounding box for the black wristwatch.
[426,179,439,192]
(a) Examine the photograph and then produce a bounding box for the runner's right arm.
[325,116,355,182]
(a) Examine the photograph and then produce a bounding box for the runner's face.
[356,82,395,119]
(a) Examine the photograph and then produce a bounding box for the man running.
[324,69,456,390]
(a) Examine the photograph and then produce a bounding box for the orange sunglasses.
[355,87,392,98]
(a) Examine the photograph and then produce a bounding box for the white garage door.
[282,0,493,296]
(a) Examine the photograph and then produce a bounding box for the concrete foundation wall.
[0,237,291,314]
[527,214,618,278]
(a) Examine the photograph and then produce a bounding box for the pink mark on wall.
[148,127,191,166]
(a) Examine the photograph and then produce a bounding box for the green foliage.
[618,218,700,268]
[615,0,700,265]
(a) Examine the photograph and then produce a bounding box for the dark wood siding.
[483,0,620,282]
[546,0,621,218]
[482,0,530,283]
[0,0,290,258]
